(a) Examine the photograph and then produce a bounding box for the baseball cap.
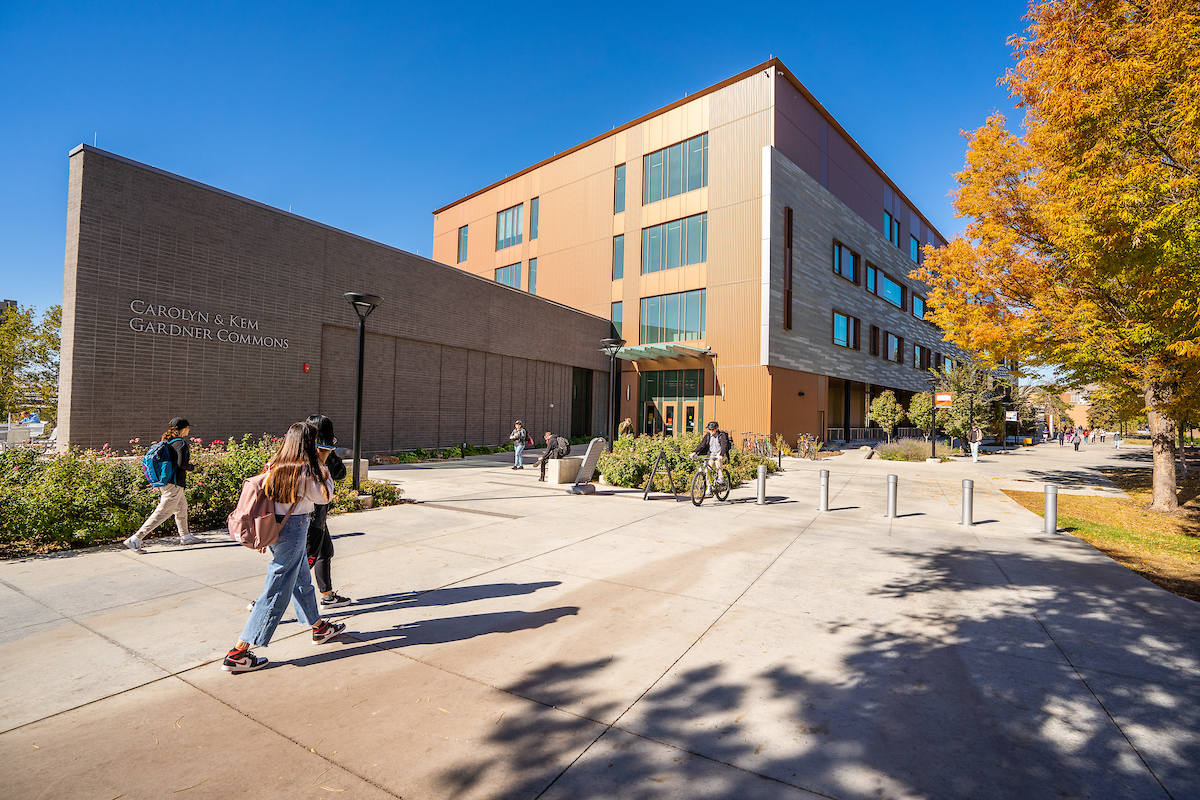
[706,421,719,429]
[169,417,190,429]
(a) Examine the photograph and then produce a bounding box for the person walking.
[1058,429,1065,447]
[1114,430,1122,449]
[224,421,346,673]
[1072,429,1082,451]
[968,424,982,463]
[305,414,351,609]
[1100,429,1107,443]
[125,418,199,553]
[536,432,571,482]
[509,420,532,469]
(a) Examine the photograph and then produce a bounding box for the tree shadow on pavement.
[428,546,1199,800]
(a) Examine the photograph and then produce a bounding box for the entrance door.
[643,401,659,435]
[685,404,697,434]
[664,405,675,437]
[571,368,593,439]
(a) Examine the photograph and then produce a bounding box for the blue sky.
[1,0,1030,312]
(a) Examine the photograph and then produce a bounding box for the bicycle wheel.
[713,469,731,501]
[690,470,708,506]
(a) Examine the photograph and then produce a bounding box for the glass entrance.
[639,368,704,435]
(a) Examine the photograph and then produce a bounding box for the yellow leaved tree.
[916,0,1200,510]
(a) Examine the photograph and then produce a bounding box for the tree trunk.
[1144,383,1178,511]
[1180,423,1190,479]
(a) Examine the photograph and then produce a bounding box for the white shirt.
[270,465,334,515]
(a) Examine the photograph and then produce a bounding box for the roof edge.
[431,58,947,244]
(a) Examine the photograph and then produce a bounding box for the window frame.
[870,325,880,357]
[641,212,707,275]
[831,310,860,350]
[883,210,900,247]
[611,301,623,339]
[530,197,539,241]
[832,240,860,285]
[612,235,625,280]
[457,225,468,264]
[496,204,524,251]
[783,206,793,330]
[529,257,537,295]
[912,294,926,320]
[642,133,709,205]
[614,164,626,214]
[910,234,921,263]
[495,262,522,289]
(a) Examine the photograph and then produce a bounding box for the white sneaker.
[124,536,145,554]
[179,534,201,545]
[246,599,256,611]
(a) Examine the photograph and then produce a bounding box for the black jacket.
[325,450,347,482]
[166,438,192,487]
[693,430,730,458]
[539,436,571,460]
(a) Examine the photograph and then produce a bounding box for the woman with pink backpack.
[223,421,347,674]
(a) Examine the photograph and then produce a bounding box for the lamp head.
[600,337,626,357]
[343,292,383,320]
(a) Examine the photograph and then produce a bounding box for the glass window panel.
[685,290,700,340]
[701,133,709,187]
[833,313,849,347]
[881,274,903,308]
[514,263,521,289]
[640,298,651,344]
[685,215,701,265]
[614,164,626,214]
[457,225,468,263]
[910,235,920,262]
[913,296,925,318]
[665,292,680,342]
[646,370,660,398]
[687,136,704,192]
[667,143,683,197]
[516,205,523,245]
[644,226,662,273]
[683,369,699,399]
[866,265,876,293]
[530,198,539,240]
[663,369,680,400]
[613,235,624,280]
[611,301,622,339]
[648,152,663,203]
[666,220,682,271]
[529,258,537,294]
[699,289,706,338]
[701,213,707,263]
[647,296,661,343]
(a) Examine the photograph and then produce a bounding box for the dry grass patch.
[1003,471,1200,603]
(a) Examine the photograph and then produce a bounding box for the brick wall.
[59,146,610,452]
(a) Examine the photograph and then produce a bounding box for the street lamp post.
[601,337,626,449]
[924,373,939,460]
[343,292,383,492]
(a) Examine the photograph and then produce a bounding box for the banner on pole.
[1005,411,1018,422]
[934,392,953,408]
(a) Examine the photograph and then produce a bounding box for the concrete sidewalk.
[2,444,1196,799]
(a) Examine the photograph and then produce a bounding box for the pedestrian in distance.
[1058,429,1066,447]
[1072,430,1082,451]
[1100,429,1107,443]
[125,418,199,553]
[536,432,571,482]
[968,424,982,463]
[1114,430,1122,449]
[617,417,633,438]
[509,420,532,469]
[305,414,352,609]
[223,421,346,674]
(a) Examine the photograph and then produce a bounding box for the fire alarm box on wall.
[302,362,310,373]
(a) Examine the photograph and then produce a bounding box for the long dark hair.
[265,422,327,503]
[306,414,336,447]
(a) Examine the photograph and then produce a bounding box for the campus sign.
[125,299,290,349]
[934,392,953,408]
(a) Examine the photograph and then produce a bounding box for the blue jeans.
[240,513,320,647]
[514,443,525,466]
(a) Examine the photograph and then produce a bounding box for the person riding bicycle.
[692,421,731,482]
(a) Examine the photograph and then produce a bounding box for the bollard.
[818,469,830,512]
[885,474,898,518]
[756,465,767,505]
[462,442,468,460]
[960,479,974,526]
[1044,484,1058,534]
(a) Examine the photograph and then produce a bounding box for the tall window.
[912,295,926,319]
[883,210,900,246]
[611,301,623,339]
[914,344,930,369]
[643,133,709,204]
[614,164,626,213]
[640,289,705,344]
[870,325,880,356]
[884,332,904,363]
[832,311,860,349]
[495,262,522,289]
[642,212,707,274]
[866,263,877,293]
[529,258,537,295]
[530,197,539,240]
[910,235,921,263]
[783,206,794,330]
[496,204,524,250]
[613,235,625,280]
[832,241,859,284]
[457,225,468,263]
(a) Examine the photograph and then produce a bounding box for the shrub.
[0,435,403,558]
[876,439,955,462]
[597,432,777,493]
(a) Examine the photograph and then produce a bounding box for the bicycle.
[689,455,731,506]
[797,433,821,460]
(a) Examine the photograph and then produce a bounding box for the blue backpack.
[142,438,182,487]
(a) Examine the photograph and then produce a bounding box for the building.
[431,59,966,444]
[58,146,612,452]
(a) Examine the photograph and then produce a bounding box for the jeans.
[514,443,525,466]
[241,513,320,647]
[970,442,979,462]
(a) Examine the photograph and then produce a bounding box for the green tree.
[935,363,1001,444]
[907,392,934,440]
[868,390,905,443]
[0,304,61,424]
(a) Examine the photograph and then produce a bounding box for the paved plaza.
[2,443,1197,799]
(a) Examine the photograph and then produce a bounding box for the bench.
[544,456,583,484]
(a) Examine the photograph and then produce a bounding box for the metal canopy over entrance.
[616,343,711,361]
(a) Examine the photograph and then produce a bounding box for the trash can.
[1023,437,1033,445]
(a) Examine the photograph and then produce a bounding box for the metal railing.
[896,428,926,439]
[826,428,844,442]
[849,427,889,441]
